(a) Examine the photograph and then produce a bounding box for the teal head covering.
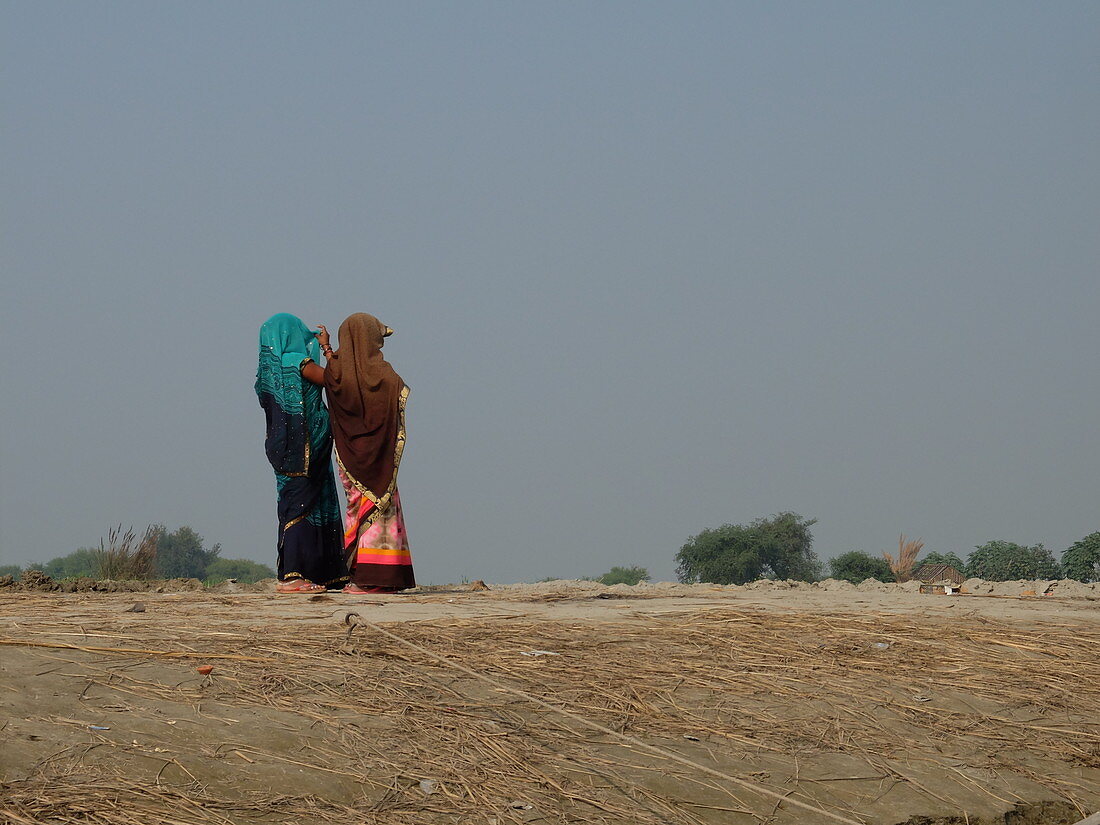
[258,313,319,373]
[256,313,328,475]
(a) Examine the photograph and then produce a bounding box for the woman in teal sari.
[255,313,347,593]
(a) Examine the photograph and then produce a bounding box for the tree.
[676,512,821,585]
[205,557,276,584]
[1061,532,1100,583]
[35,548,98,579]
[829,551,894,584]
[597,566,649,586]
[154,525,221,579]
[0,564,22,579]
[966,541,1061,581]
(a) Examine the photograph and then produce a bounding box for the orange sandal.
[276,578,326,594]
[342,584,398,595]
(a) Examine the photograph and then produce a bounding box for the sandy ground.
[1,579,1097,825]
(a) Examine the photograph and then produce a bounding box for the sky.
[2,2,1097,583]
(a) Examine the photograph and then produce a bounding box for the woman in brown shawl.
[311,313,414,594]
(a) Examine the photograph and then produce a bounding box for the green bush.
[32,548,98,580]
[966,541,1061,581]
[597,566,649,586]
[153,525,221,579]
[676,512,821,585]
[0,564,23,579]
[204,557,276,584]
[829,551,894,584]
[19,524,226,582]
[1061,532,1100,583]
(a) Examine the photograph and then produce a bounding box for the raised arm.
[301,360,326,385]
[302,323,334,385]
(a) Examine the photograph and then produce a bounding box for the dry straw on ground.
[1,594,1097,824]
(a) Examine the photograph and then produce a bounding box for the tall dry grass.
[882,533,924,582]
[92,525,158,580]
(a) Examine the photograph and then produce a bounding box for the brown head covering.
[325,313,408,512]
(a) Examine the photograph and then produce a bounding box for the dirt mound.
[892,800,1080,825]
[961,578,1099,599]
[815,577,857,591]
[2,574,262,594]
[491,579,610,598]
[1050,579,1100,599]
[206,578,274,594]
[16,573,1095,600]
[13,570,61,591]
[856,578,898,592]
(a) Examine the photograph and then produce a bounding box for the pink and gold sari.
[338,465,414,590]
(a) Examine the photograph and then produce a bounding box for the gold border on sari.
[283,358,317,477]
[282,514,306,533]
[335,385,409,528]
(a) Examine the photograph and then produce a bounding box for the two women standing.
[256,312,415,595]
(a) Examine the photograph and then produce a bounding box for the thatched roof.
[915,564,964,585]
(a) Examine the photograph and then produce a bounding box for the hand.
[315,324,331,349]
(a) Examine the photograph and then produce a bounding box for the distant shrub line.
[5,521,1097,588]
[675,514,1098,586]
[831,540,1084,584]
[6,524,274,584]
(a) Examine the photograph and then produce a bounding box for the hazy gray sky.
[2,2,1097,583]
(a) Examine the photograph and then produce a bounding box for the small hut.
[916,564,965,595]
